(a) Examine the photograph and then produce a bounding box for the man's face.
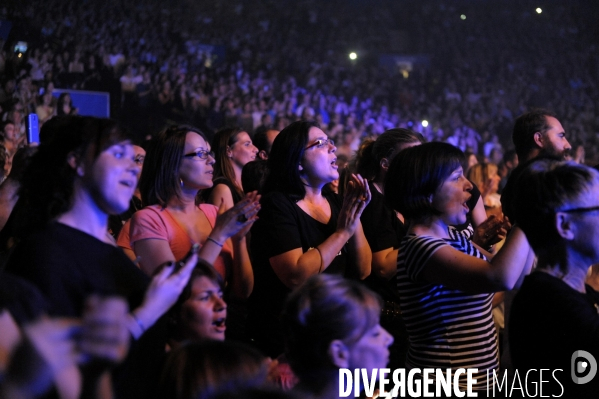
[539,116,571,160]
[3,124,15,141]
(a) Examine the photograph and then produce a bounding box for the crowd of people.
[1,0,599,165]
[0,0,599,399]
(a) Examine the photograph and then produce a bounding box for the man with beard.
[501,109,571,222]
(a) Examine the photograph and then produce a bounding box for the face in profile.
[179,132,215,190]
[84,142,140,215]
[228,132,258,168]
[347,323,394,371]
[541,116,571,160]
[178,276,227,341]
[300,127,338,185]
[433,166,473,226]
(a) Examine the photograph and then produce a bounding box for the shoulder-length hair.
[17,115,128,235]
[211,127,245,200]
[262,120,316,200]
[139,125,207,207]
[282,274,381,384]
[385,142,465,220]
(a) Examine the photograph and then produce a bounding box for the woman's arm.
[269,229,353,289]
[420,226,533,293]
[371,247,399,280]
[207,183,235,211]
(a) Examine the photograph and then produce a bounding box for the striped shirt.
[396,232,498,391]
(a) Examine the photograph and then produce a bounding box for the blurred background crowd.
[1,0,598,171]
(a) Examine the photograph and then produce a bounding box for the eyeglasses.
[305,138,335,150]
[556,205,599,214]
[183,150,215,160]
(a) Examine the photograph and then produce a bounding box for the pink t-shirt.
[125,204,233,279]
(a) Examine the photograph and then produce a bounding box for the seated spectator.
[248,120,371,358]
[510,159,599,397]
[282,274,393,398]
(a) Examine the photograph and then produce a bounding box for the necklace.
[372,181,383,194]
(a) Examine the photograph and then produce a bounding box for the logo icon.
[571,350,597,385]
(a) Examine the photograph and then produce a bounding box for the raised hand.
[211,191,261,243]
[337,174,371,237]
[473,214,511,249]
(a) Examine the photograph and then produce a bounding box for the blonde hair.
[467,162,498,193]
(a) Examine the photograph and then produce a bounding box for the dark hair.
[158,340,267,399]
[512,109,556,161]
[139,125,207,207]
[0,120,14,137]
[17,116,128,234]
[282,274,381,386]
[513,159,599,267]
[7,146,37,181]
[167,259,224,341]
[252,129,269,154]
[211,127,245,199]
[502,149,518,165]
[241,160,269,194]
[354,128,425,181]
[262,120,316,200]
[56,92,75,116]
[385,142,465,220]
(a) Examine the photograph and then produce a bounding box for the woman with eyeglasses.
[509,159,599,397]
[248,120,372,358]
[201,127,258,211]
[128,125,260,299]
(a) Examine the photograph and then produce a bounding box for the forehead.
[234,131,251,143]
[191,276,220,293]
[308,126,326,141]
[132,145,146,156]
[544,116,564,134]
[185,132,208,148]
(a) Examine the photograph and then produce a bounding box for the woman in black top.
[203,127,258,210]
[248,120,372,357]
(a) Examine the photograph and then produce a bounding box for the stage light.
[349,52,357,60]
[422,120,429,128]
[536,8,542,14]
[460,14,466,20]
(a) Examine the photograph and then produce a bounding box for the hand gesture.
[337,174,371,237]
[212,191,261,242]
[133,251,198,334]
[473,214,511,249]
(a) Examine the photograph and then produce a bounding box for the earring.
[76,166,84,177]
[180,178,184,188]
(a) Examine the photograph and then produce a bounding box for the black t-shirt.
[0,272,48,324]
[361,181,406,253]
[360,181,406,303]
[248,191,348,357]
[510,271,599,397]
[200,176,243,205]
[5,222,149,317]
[500,164,524,223]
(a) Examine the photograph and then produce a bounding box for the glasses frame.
[183,150,215,160]
[305,138,335,150]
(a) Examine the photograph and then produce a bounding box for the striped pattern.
[396,233,498,391]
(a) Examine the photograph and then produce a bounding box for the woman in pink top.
[128,125,259,299]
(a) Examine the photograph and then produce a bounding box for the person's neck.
[301,185,326,204]
[410,216,451,239]
[56,186,109,242]
[231,163,243,192]
[536,252,589,293]
[166,189,198,213]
